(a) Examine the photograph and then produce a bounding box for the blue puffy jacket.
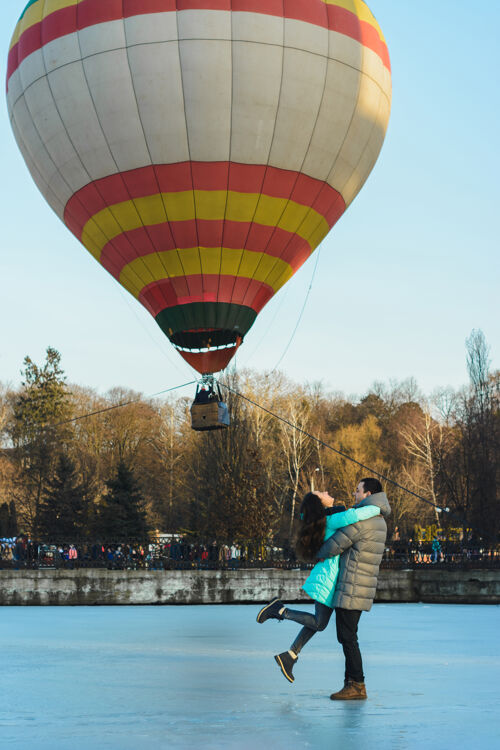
[302,505,381,608]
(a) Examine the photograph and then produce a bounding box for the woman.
[256,490,380,683]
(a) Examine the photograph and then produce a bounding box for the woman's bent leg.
[290,625,316,655]
[283,601,332,629]
[284,603,332,655]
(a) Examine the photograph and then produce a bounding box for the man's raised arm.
[316,525,360,560]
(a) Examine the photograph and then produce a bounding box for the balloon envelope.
[7,0,391,373]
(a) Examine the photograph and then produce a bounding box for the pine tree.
[95,462,148,541]
[0,502,18,537]
[10,347,71,537]
[0,503,9,537]
[38,454,85,540]
[8,501,18,537]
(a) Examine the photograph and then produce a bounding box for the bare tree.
[147,398,190,530]
[400,406,446,522]
[276,392,315,537]
[466,329,491,415]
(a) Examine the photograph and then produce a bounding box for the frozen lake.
[1,603,499,749]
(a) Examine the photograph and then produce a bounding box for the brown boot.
[330,680,367,700]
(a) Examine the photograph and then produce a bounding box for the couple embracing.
[257,477,390,700]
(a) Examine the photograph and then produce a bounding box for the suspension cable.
[239,246,322,372]
[219,381,450,514]
[37,380,197,432]
[269,245,322,374]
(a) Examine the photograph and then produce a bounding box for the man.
[316,477,390,701]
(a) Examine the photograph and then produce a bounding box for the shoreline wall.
[0,568,499,605]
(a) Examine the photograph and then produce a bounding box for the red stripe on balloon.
[7,0,389,88]
[326,5,388,68]
[232,0,283,14]
[63,163,344,237]
[139,275,274,317]
[176,0,231,8]
[17,18,40,65]
[98,219,313,280]
[41,6,77,46]
[77,0,123,27]
[123,0,177,13]
[7,45,18,86]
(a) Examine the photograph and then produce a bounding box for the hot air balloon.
[7,0,391,375]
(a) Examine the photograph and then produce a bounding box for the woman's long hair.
[295,492,327,562]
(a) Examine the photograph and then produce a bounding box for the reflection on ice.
[0,604,499,749]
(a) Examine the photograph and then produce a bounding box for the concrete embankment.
[0,568,499,605]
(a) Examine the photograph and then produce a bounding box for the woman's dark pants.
[282,602,333,655]
[335,608,364,683]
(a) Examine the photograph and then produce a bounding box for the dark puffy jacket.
[316,492,391,611]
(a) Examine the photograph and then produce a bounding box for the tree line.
[0,330,498,545]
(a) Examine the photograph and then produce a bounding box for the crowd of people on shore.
[0,534,498,570]
[0,536,283,570]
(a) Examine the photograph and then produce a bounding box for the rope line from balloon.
[269,244,322,373]
[219,381,450,515]
[30,380,197,434]
[114,285,193,380]
[239,282,291,364]
[240,243,321,370]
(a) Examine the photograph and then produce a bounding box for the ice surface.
[0,603,499,750]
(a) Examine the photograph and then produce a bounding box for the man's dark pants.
[335,608,364,683]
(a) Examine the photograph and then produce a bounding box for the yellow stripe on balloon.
[118,247,294,299]
[79,219,110,260]
[10,0,78,50]
[322,0,386,43]
[11,2,43,49]
[80,191,329,261]
[307,219,332,251]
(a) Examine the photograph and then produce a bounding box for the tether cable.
[219,381,450,514]
[270,245,322,374]
[36,380,197,433]
[240,245,322,372]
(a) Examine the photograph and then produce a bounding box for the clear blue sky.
[1,1,498,400]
